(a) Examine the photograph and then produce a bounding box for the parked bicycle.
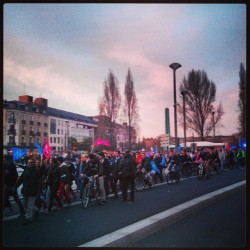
[81,176,101,208]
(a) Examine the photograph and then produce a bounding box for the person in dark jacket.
[44,158,62,214]
[15,158,41,224]
[118,151,137,203]
[109,150,122,199]
[4,155,26,216]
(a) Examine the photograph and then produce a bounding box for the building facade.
[3,95,97,153]
[3,95,134,153]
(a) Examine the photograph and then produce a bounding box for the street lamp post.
[181,90,188,148]
[212,111,215,142]
[169,62,182,151]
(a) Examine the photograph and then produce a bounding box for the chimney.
[34,97,48,108]
[19,95,33,103]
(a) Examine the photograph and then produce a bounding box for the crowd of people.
[4,146,245,225]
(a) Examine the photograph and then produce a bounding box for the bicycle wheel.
[81,185,90,208]
[148,175,156,188]
[135,175,145,191]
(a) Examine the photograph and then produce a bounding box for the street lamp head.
[169,63,182,71]
[181,90,188,96]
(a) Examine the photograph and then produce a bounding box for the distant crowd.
[4,146,245,225]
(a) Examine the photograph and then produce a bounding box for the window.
[58,129,60,134]
[50,119,56,134]
[58,137,60,143]
[30,115,33,121]
[37,116,40,122]
[50,137,52,143]
[54,137,56,143]
[22,113,26,120]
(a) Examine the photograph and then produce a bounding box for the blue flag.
[150,160,160,174]
[11,148,28,161]
[34,141,43,155]
[178,144,182,152]
[160,156,166,167]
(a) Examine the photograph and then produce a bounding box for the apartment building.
[3,95,97,153]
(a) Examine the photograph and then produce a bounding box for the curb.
[79,180,246,247]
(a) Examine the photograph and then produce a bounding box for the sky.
[3,3,246,139]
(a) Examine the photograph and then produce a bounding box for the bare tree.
[178,69,224,141]
[98,70,121,149]
[237,62,246,138]
[123,68,139,150]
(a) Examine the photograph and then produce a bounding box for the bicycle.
[81,176,101,208]
[134,168,146,191]
[210,159,221,174]
[181,161,194,178]
[165,167,180,185]
[134,167,156,191]
[196,161,207,180]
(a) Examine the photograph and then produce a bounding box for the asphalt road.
[128,189,246,247]
[3,168,246,247]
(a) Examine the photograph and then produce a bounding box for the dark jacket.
[83,158,100,177]
[4,159,18,187]
[67,163,76,184]
[58,163,70,184]
[16,165,41,196]
[47,164,61,188]
[109,156,121,176]
[99,157,110,177]
[119,154,137,178]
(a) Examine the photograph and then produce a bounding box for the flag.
[94,138,102,146]
[103,140,111,147]
[178,145,182,152]
[34,141,43,155]
[160,156,166,167]
[11,148,28,161]
[93,138,111,147]
[150,160,160,173]
[43,137,52,160]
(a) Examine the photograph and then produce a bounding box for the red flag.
[43,137,52,160]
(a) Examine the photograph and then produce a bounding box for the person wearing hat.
[118,150,137,204]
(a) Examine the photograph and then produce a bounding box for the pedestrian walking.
[4,155,26,216]
[15,158,41,224]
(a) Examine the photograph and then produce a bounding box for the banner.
[43,137,52,160]
[11,148,28,161]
